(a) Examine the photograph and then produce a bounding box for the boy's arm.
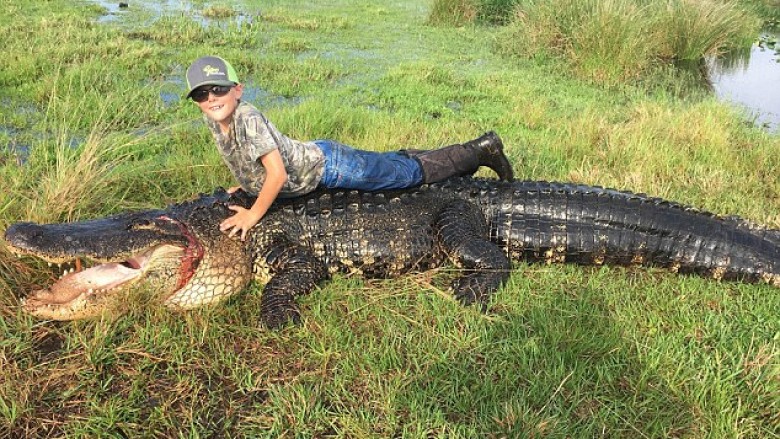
[220,149,287,241]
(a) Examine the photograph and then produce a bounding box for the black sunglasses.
[190,85,233,103]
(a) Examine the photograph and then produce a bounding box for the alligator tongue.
[30,263,141,305]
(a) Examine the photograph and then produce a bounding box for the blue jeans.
[315,140,423,191]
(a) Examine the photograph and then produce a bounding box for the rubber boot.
[404,131,514,183]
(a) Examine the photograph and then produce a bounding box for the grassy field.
[0,0,778,437]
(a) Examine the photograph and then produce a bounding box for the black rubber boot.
[404,131,514,183]
[462,131,514,182]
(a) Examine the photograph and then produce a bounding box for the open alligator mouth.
[22,244,184,309]
[5,215,205,320]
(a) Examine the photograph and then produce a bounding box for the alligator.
[4,177,779,327]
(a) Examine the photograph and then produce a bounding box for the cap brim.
[185,80,237,98]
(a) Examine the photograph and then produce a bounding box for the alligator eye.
[128,220,159,231]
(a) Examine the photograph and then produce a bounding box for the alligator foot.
[435,200,512,310]
[256,237,330,329]
[453,273,482,306]
[260,292,301,329]
[452,271,507,311]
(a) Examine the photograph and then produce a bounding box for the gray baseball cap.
[185,56,239,98]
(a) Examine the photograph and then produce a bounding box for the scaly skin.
[4,178,779,327]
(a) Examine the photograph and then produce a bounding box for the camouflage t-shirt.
[206,101,325,197]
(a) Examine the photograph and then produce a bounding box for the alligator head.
[4,189,252,320]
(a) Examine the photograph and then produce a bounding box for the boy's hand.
[219,206,262,241]
[220,149,285,241]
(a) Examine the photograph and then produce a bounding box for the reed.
[493,0,761,84]
[427,0,479,26]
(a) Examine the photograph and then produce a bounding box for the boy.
[186,55,514,240]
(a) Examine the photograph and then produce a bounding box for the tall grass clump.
[477,0,523,24]
[742,0,780,21]
[654,0,759,60]
[6,100,147,225]
[427,0,479,26]
[428,0,521,25]
[495,0,761,85]
[202,4,238,19]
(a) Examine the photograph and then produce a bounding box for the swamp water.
[706,30,780,133]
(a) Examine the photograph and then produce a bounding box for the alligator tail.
[452,179,779,286]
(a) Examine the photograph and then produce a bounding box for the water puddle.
[158,74,186,107]
[241,82,305,108]
[0,130,28,166]
[92,0,132,23]
[91,0,253,27]
[706,30,780,133]
[0,99,38,165]
[93,0,193,23]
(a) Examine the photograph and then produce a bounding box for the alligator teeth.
[50,259,93,279]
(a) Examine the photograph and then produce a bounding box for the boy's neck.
[218,116,233,135]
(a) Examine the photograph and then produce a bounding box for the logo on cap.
[203,65,225,77]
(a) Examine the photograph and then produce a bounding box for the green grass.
[492,0,760,85]
[431,0,763,85]
[0,0,778,437]
[429,0,522,25]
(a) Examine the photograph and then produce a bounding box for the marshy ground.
[0,0,778,437]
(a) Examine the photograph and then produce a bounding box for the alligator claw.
[261,305,301,329]
[452,271,504,311]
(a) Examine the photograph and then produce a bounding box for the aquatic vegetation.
[492,0,761,85]
[202,4,237,19]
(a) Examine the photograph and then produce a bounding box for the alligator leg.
[256,238,329,329]
[434,199,511,308]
